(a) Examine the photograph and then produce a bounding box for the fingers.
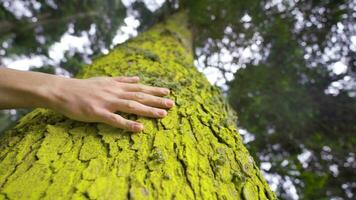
[113,77,170,97]
[121,84,170,97]
[113,76,140,83]
[119,92,174,108]
[89,76,173,133]
[99,111,144,132]
[115,99,168,118]
[112,76,170,96]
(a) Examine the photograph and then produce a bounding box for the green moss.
[87,174,125,200]
[242,181,259,200]
[149,148,165,164]
[2,163,51,199]
[43,169,76,200]
[36,125,70,163]
[124,46,161,62]
[83,156,108,180]
[0,12,276,200]
[79,135,107,161]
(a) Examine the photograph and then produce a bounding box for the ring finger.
[114,99,168,118]
[119,92,174,108]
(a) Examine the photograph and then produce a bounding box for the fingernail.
[165,99,174,107]
[157,110,167,117]
[162,89,170,95]
[132,76,140,80]
[131,123,143,132]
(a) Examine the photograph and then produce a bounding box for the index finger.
[113,76,140,83]
[122,84,170,97]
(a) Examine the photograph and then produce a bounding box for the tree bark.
[0,12,276,200]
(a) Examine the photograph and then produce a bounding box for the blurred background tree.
[0,0,355,199]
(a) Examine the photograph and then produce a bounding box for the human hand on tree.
[48,76,174,132]
[0,68,174,132]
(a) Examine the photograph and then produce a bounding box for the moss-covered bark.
[0,13,276,200]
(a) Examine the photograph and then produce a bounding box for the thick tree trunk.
[0,13,276,200]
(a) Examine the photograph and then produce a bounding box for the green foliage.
[226,1,356,199]
[1,0,125,53]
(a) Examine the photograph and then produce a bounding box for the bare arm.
[0,67,174,132]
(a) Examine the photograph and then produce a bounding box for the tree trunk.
[0,12,276,200]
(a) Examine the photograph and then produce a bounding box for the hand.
[48,76,174,132]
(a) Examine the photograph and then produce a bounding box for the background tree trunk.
[0,12,276,200]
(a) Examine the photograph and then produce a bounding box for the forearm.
[0,67,61,109]
[0,67,174,132]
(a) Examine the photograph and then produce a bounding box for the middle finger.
[120,83,170,97]
[119,92,174,108]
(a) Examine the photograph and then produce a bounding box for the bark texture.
[0,13,276,200]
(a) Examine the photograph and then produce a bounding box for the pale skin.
[0,67,174,132]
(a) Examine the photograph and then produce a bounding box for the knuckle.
[106,114,117,123]
[108,114,123,126]
[151,108,158,115]
[86,104,98,114]
[160,98,166,106]
[126,100,137,109]
[92,107,101,115]
[98,77,110,83]
[134,92,145,100]
[136,85,144,91]
[109,79,119,86]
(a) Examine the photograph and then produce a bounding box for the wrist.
[36,75,68,110]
